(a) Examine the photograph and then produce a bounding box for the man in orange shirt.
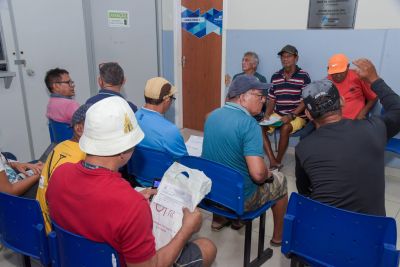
[327,54,377,119]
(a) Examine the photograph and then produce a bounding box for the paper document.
[259,117,282,126]
[150,163,211,249]
[185,135,203,156]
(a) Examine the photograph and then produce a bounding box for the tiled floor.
[1,132,399,266]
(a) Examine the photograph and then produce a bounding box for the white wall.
[226,0,400,29]
[161,0,174,31]
[0,0,91,160]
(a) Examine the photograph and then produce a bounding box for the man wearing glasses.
[45,68,80,124]
[86,62,137,112]
[135,77,188,185]
[202,75,288,246]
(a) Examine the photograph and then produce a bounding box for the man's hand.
[356,113,366,120]
[280,114,292,124]
[12,162,43,176]
[140,188,157,200]
[353,58,380,84]
[181,207,202,235]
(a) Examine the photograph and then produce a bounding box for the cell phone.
[152,178,161,189]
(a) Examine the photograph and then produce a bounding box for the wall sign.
[107,10,130,28]
[181,7,223,38]
[308,0,358,29]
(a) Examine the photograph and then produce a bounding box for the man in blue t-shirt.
[202,75,288,246]
[135,77,187,185]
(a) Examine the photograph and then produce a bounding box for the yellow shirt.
[36,140,85,233]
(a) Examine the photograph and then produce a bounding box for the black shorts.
[174,242,203,267]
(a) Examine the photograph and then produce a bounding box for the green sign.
[107,10,129,28]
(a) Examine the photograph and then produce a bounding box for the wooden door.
[181,0,222,131]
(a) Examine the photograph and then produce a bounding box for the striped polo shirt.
[268,66,311,116]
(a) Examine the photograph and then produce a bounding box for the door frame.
[173,0,228,129]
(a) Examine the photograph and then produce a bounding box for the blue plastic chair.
[179,155,276,267]
[48,119,73,143]
[49,222,120,267]
[282,192,400,267]
[126,146,175,187]
[0,192,51,267]
[386,138,400,154]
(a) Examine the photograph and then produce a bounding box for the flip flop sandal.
[270,239,282,247]
[211,219,231,232]
[231,220,245,230]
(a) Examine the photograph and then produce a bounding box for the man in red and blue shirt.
[263,45,311,170]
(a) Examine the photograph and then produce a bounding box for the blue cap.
[227,75,272,98]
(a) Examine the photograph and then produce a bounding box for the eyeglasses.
[248,92,266,100]
[55,80,75,86]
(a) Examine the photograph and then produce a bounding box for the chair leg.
[243,221,252,267]
[22,255,31,267]
[290,255,306,267]
[243,215,273,267]
[257,213,266,256]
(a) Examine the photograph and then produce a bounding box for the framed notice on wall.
[308,0,358,29]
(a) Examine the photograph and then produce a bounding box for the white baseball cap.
[79,96,144,156]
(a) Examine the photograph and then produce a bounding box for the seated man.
[228,51,267,121]
[231,51,267,83]
[86,62,137,112]
[45,68,80,124]
[296,58,400,216]
[263,45,311,170]
[327,54,378,120]
[0,152,42,198]
[202,75,288,246]
[36,104,89,234]
[135,77,187,160]
[46,96,216,267]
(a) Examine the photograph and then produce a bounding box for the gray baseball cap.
[302,79,341,118]
[227,75,272,98]
[278,44,298,56]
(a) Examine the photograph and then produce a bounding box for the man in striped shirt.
[263,45,311,170]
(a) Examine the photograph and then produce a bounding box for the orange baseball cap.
[327,54,349,75]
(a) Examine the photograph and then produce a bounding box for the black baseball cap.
[302,79,341,118]
[227,75,272,98]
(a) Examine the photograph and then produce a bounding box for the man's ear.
[51,84,60,94]
[122,78,126,86]
[74,122,84,138]
[97,76,103,87]
[305,109,314,121]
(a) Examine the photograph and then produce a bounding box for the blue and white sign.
[181,7,223,38]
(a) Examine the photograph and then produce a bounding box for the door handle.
[14,59,26,67]
[181,56,186,68]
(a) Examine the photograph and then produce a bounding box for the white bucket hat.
[79,96,144,156]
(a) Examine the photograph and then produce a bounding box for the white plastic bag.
[150,162,212,249]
